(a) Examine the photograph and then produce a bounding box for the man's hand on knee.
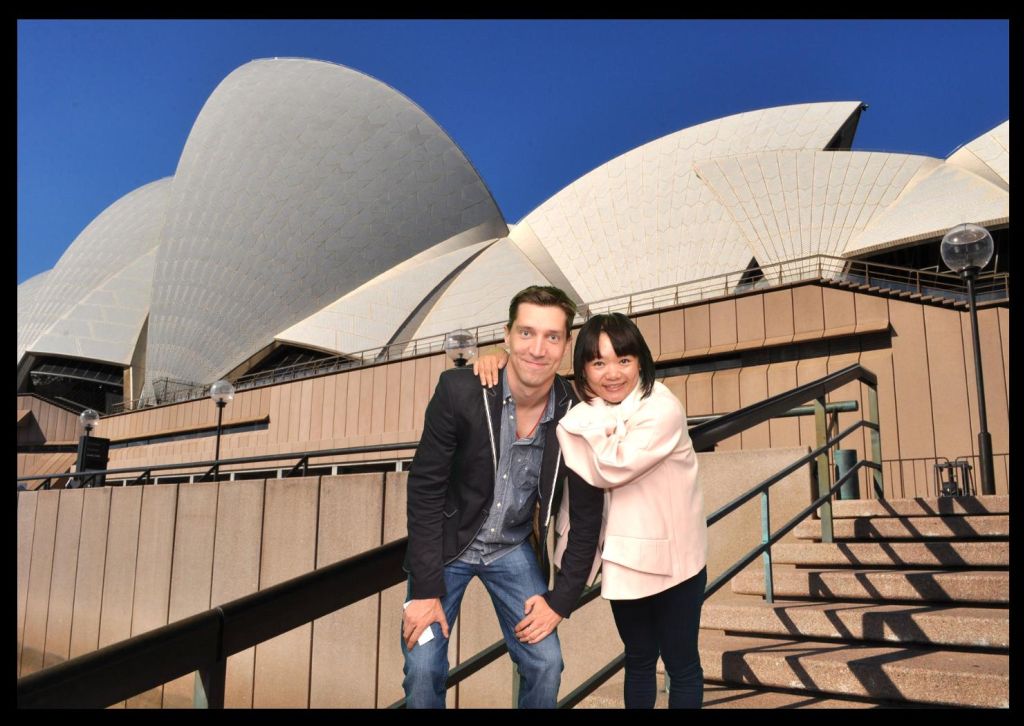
[403,597,449,650]
[514,594,563,644]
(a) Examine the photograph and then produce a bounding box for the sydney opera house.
[17,59,1009,708]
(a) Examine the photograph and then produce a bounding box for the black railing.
[18,364,883,709]
[16,442,421,491]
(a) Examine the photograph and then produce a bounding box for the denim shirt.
[459,370,556,566]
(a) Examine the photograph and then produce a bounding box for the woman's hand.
[472,347,508,388]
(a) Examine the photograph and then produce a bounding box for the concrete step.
[699,629,1009,708]
[794,514,1009,540]
[829,496,1009,518]
[575,675,902,708]
[702,594,1009,648]
[702,681,911,709]
[730,567,1008,604]
[772,541,1009,568]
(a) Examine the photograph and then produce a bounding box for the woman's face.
[584,332,640,405]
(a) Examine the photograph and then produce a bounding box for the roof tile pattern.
[276,239,494,355]
[947,121,1009,190]
[409,238,551,345]
[144,58,506,389]
[516,103,863,302]
[18,178,171,365]
[845,161,1010,255]
[694,151,932,265]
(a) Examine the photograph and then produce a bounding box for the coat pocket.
[601,534,674,576]
[442,508,459,557]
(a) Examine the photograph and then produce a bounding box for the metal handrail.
[17,364,882,709]
[16,441,420,490]
[17,402,860,489]
[110,255,1007,413]
[703,431,880,601]
[690,363,876,452]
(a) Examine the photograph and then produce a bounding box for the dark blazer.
[404,368,604,618]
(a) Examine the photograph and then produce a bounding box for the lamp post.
[209,380,235,480]
[940,223,995,495]
[443,329,478,368]
[75,409,101,488]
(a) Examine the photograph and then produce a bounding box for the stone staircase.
[820,277,965,308]
[698,495,1009,708]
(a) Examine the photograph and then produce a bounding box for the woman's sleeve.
[558,395,687,489]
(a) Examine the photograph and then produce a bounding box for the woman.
[474,313,707,708]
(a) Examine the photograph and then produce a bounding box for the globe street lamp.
[79,409,100,438]
[209,380,235,480]
[940,223,995,495]
[443,329,478,368]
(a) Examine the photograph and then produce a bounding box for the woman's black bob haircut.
[573,313,656,404]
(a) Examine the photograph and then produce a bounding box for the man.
[401,285,604,708]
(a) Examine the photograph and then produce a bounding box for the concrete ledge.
[795,515,1009,540]
[731,567,1009,604]
[702,594,1009,648]
[772,541,1009,567]
[699,630,1009,707]
[830,496,1009,518]
[575,675,894,708]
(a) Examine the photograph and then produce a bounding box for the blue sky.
[17,19,1009,284]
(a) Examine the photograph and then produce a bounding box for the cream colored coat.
[553,381,707,600]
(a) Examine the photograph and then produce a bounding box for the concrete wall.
[42,285,1007,500]
[17,394,81,445]
[17,446,815,708]
[700,447,812,598]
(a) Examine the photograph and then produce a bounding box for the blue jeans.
[609,567,706,709]
[402,543,564,708]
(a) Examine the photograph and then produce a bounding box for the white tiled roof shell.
[275,238,495,355]
[27,250,157,364]
[407,238,552,346]
[844,159,1009,256]
[513,102,863,303]
[694,151,934,266]
[17,178,171,366]
[144,58,507,389]
[947,121,1009,190]
[17,270,50,324]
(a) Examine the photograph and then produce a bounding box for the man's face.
[503,302,570,395]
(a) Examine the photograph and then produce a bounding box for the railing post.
[194,608,226,708]
[813,397,834,543]
[194,657,226,708]
[511,662,521,707]
[866,383,885,499]
[760,488,774,604]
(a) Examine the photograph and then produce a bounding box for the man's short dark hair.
[507,286,577,337]
[573,313,656,404]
